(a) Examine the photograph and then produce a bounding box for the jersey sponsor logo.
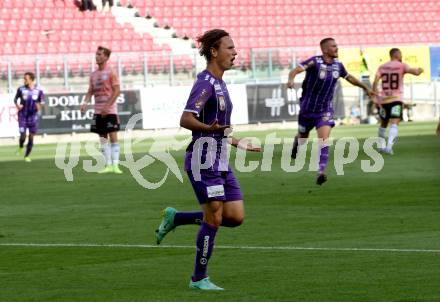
[319,66,327,79]
[214,83,223,96]
[382,66,401,71]
[207,184,225,198]
[218,95,226,111]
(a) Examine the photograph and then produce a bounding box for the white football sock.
[377,127,387,149]
[101,143,112,165]
[101,142,112,165]
[387,124,398,149]
[111,143,120,165]
[378,127,386,139]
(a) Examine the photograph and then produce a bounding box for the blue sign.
[430,47,440,79]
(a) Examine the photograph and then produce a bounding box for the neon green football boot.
[97,166,113,174]
[155,207,177,244]
[112,164,123,174]
[189,277,224,291]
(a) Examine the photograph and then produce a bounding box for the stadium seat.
[1,0,439,73]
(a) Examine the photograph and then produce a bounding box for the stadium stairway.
[111,4,194,56]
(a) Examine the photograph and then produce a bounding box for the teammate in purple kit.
[287,38,376,185]
[13,72,45,162]
[155,29,260,291]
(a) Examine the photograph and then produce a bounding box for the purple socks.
[174,212,203,226]
[318,145,329,173]
[25,138,34,157]
[192,222,218,282]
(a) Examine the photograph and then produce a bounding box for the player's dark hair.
[389,48,400,58]
[97,46,112,57]
[24,72,35,81]
[197,29,230,61]
[320,37,335,48]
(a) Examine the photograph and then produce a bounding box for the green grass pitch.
[1,122,439,301]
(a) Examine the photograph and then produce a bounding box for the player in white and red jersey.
[80,46,122,174]
[373,48,423,154]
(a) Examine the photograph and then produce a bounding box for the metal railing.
[0,47,323,92]
[1,48,438,118]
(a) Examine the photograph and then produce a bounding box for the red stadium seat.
[1,0,438,70]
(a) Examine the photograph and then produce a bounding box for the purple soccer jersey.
[183,70,233,172]
[298,56,348,113]
[182,70,243,204]
[14,85,44,134]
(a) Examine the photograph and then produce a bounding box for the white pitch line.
[1,243,440,254]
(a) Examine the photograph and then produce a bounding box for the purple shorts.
[18,116,38,134]
[187,169,243,204]
[298,111,335,133]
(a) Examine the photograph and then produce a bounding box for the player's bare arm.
[346,74,377,98]
[13,91,23,111]
[287,66,305,89]
[14,99,23,111]
[180,111,230,133]
[228,136,261,152]
[407,67,424,76]
[372,73,382,105]
[80,84,94,113]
